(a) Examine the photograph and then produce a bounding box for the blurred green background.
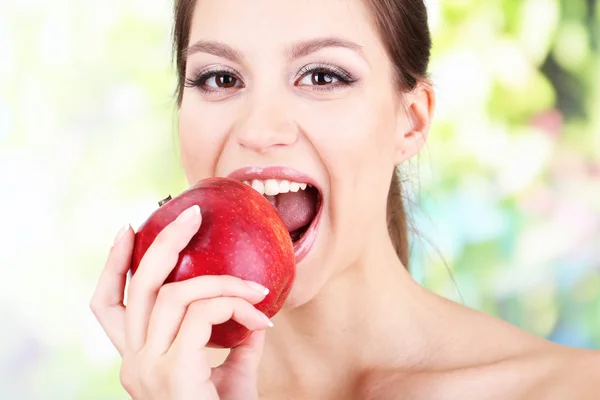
[1,0,598,398]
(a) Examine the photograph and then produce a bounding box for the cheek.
[300,96,397,184]
[300,96,397,251]
[178,98,233,182]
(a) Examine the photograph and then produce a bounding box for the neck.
[258,230,449,396]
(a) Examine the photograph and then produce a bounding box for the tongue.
[265,190,317,233]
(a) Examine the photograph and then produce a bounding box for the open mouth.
[228,167,323,263]
[242,180,322,244]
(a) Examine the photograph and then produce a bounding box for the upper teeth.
[244,179,308,196]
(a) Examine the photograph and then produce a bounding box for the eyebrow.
[185,37,364,64]
[185,40,244,64]
[286,37,364,60]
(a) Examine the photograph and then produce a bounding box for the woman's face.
[179,0,418,307]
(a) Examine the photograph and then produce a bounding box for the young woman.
[90,0,600,398]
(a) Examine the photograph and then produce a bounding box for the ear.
[393,82,436,165]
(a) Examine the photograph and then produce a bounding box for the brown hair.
[172,0,432,269]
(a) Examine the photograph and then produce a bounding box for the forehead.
[189,0,384,56]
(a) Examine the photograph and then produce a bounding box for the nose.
[233,97,298,153]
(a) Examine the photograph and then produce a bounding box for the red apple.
[130,177,296,348]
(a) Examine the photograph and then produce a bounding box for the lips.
[227,166,323,265]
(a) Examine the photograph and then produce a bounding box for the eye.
[184,67,244,93]
[298,71,339,86]
[295,63,357,90]
[204,73,241,89]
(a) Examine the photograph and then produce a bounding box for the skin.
[91,0,600,398]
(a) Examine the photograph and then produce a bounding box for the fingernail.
[114,224,130,245]
[244,280,270,296]
[259,311,274,328]
[177,205,200,223]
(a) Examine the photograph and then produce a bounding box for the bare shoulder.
[359,345,600,400]
[526,346,600,399]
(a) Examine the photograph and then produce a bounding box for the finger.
[170,297,272,355]
[90,224,134,355]
[222,329,266,373]
[145,276,269,355]
[125,204,202,353]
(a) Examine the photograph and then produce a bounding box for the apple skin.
[130,177,296,348]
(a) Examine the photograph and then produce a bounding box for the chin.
[279,278,323,310]
[278,246,335,312]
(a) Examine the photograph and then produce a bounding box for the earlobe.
[393,83,436,165]
[393,129,426,165]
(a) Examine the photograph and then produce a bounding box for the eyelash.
[184,66,241,93]
[297,63,358,90]
[184,63,358,94]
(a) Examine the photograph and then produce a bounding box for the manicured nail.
[245,280,270,296]
[259,311,274,328]
[177,205,200,223]
[114,224,130,245]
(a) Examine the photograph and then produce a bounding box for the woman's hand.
[90,205,272,400]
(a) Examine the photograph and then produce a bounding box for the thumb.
[222,329,266,372]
